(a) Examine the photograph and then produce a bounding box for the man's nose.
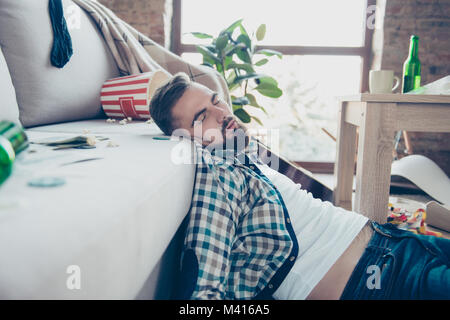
[214,108,228,123]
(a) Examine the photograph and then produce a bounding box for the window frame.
[171,0,376,173]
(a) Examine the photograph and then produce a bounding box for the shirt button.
[286,218,291,224]
[289,256,295,262]
[268,284,273,289]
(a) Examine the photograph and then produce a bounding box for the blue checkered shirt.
[176,138,298,300]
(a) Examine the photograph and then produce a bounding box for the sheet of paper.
[391,154,450,205]
[407,75,450,95]
[426,201,450,232]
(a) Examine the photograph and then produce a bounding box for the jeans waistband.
[365,221,400,250]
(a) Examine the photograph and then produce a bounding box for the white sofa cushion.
[0,46,20,124]
[0,0,120,128]
[0,119,195,298]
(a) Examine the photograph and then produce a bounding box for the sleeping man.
[150,72,450,300]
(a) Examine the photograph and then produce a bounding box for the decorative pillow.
[0,0,120,128]
[0,46,20,125]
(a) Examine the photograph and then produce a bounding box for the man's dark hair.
[149,72,191,135]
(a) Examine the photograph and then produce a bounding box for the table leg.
[333,101,357,211]
[354,102,395,223]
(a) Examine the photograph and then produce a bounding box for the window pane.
[256,55,362,162]
[181,0,367,47]
[182,53,362,162]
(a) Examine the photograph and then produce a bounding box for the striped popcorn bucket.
[100,70,170,120]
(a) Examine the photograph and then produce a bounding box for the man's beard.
[220,115,250,152]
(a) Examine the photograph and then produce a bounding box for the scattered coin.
[28,177,66,188]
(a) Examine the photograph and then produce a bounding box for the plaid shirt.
[175,138,298,300]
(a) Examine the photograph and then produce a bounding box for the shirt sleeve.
[181,155,244,299]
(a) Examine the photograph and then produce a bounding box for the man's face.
[171,82,248,148]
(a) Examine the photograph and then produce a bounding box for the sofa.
[0,0,332,299]
[0,0,213,299]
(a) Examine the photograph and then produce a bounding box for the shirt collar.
[209,137,259,162]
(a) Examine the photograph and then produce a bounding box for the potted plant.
[191,19,283,125]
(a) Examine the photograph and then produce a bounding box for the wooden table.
[333,93,450,223]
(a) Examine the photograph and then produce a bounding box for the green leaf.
[245,93,260,107]
[226,72,236,84]
[227,78,240,92]
[239,24,249,37]
[226,19,243,33]
[236,34,251,49]
[255,49,283,58]
[251,115,263,126]
[223,56,233,70]
[256,24,266,41]
[191,32,213,39]
[233,73,265,85]
[216,62,223,74]
[254,58,268,66]
[205,44,217,53]
[196,45,221,64]
[257,76,278,87]
[232,104,242,112]
[227,73,241,91]
[232,96,250,106]
[234,108,251,123]
[245,93,267,114]
[228,82,241,92]
[224,43,246,57]
[236,48,252,64]
[226,62,254,73]
[215,33,229,53]
[254,82,283,98]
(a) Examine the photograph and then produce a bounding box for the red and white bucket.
[100,70,170,120]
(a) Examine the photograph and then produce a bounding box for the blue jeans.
[340,221,450,299]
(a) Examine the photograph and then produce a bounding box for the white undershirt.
[257,164,368,300]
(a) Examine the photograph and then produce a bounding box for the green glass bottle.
[402,35,421,93]
[0,121,29,186]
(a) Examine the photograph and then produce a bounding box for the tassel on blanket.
[49,0,73,68]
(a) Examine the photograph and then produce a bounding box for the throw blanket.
[52,0,230,105]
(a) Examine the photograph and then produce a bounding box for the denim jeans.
[340,221,450,299]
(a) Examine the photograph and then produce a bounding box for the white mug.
[369,70,400,94]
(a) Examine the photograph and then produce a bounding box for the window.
[172,0,375,172]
